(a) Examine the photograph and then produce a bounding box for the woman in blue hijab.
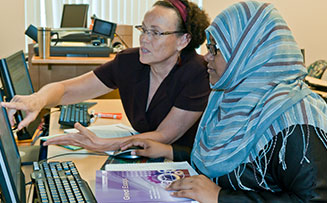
[121,1,327,202]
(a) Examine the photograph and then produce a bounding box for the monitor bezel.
[0,91,24,202]
[60,4,89,28]
[0,50,35,140]
[0,51,34,102]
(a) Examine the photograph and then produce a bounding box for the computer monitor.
[60,4,89,28]
[0,50,40,140]
[0,91,26,202]
[92,18,117,40]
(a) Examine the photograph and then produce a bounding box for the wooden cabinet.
[30,55,120,99]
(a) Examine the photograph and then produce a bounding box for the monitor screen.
[4,51,34,98]
[0,91,25,202]
[60,4,89,28]
[92,18,117,39]
[0,50,39,140]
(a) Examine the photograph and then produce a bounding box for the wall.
[0,0,326,66]
[0,0,25,58]
[202,0,327,66]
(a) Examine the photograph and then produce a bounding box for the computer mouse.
[112,146,143,159]
[91,39,101,46]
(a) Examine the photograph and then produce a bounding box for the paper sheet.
[41,123,138,151]
[63,123,138,138]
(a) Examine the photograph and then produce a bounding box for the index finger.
[44,133,74,146]
[1,101,27,111]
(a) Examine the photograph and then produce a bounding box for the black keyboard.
[59,104,91,127]
[31,161,96,203]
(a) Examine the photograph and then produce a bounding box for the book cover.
[96,169,193,202]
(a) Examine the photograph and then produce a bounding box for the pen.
[94,112,122,119]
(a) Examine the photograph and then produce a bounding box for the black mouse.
[91,39,101,46]
[112,146,143,159]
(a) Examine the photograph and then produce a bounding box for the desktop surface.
[47,99,130,193]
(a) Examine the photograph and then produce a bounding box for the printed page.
[40,123,138,151]
[63,123,138,138]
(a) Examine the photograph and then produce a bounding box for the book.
[96,169,193,202]
[96,161,198,202]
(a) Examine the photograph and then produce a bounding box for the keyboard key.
[59,104,91,127]
[31,161,96,203]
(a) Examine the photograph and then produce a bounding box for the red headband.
[168,0,187,23]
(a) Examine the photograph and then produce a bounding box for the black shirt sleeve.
[173,52,210,112]
[218,125,327,202]
[171,125,327,202]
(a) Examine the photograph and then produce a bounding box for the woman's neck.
[150,52,179,80]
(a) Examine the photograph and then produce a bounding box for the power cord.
[38,151,108,164]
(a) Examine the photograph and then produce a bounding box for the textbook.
[96,168,193,202]
[96,161,198,202]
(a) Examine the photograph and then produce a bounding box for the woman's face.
[139,6,185,67]
[204,35,227,85]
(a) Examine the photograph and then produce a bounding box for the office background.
[0,0,326,66]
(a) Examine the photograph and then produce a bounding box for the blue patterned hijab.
[191,1,327,191]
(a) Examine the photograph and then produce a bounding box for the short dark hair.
[154,0,210,51]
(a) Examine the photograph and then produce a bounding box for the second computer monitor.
[60,4,89,28]
[92,18,117,40]
[0,51,34,101]
[0,91,25,202]
[0,50,40,140]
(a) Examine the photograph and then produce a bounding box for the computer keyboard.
[31,161,96,203]
[59,104,91,127]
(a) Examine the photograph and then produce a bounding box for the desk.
[30,55,115,91]
[47,99,129,193]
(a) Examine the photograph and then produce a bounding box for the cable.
[38,152,108,164]
[52,32,60,46]
[26,181,33,203]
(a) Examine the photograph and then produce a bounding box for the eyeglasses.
[206,43,218,56]
[135,25,185,40]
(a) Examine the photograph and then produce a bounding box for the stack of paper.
[41,123,138,150]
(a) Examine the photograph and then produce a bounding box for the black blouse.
[94,48,210,147]
[173,125,327,202]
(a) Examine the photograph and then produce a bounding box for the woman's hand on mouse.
[120,138,173,160]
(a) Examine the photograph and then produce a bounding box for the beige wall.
[203,0,327,66]
[0,0,326,66]
[0,0,25,58]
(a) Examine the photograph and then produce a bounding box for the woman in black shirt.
[1,0,210,151]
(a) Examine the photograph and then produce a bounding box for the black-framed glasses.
[135,25,186,40]
[206,43,218,56]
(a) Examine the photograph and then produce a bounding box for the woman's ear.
[177,33,191,51]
